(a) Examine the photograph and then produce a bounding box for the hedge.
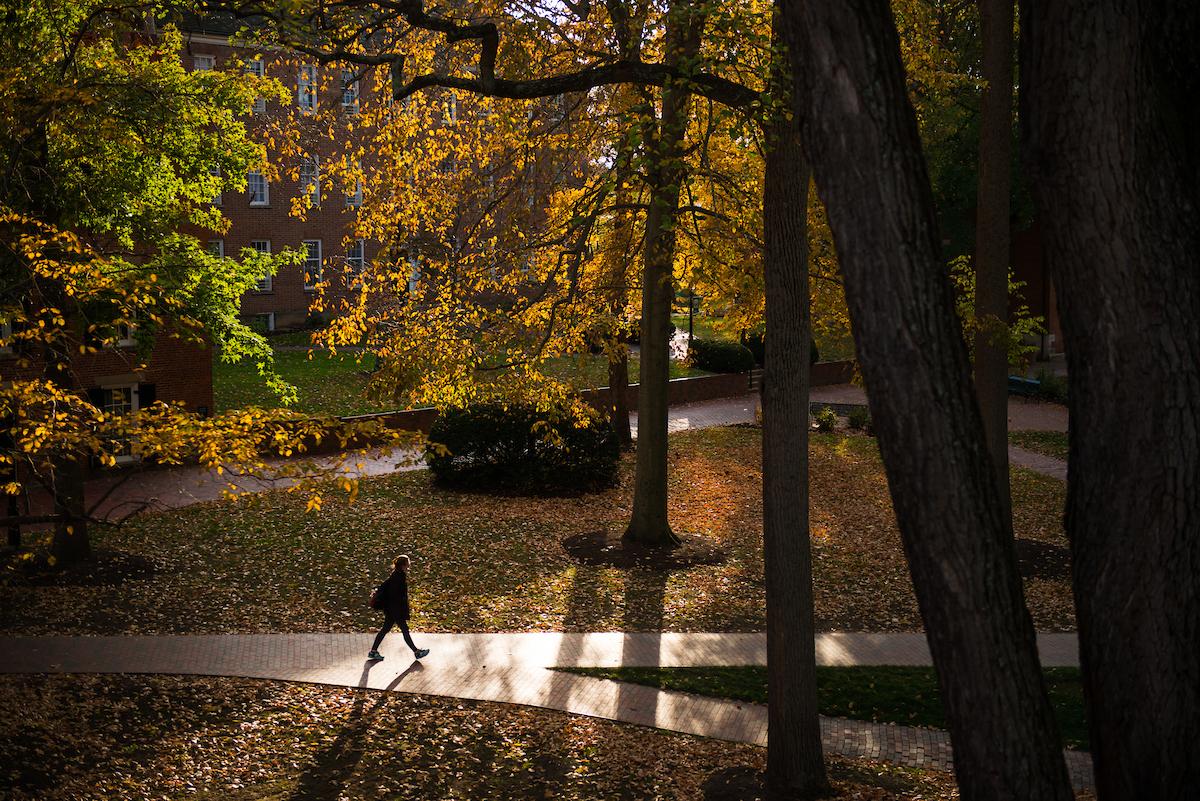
[425,402,620,494]
[688,337,755,373]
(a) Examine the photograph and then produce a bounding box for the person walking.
[368,554,429,661]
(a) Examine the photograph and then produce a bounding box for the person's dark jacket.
[379,569,411,620]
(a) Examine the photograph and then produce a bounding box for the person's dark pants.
[372,614,417,653]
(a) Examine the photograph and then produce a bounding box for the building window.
[193,54,216,72]
[407,255,421,294]
[300,155,320,206]
[244,57,266,114]
[99,384,140,463]
[341,69,359,114]
[345,159,363,208]
[115,319,136,347]
[303,240,322,290]
[297,64,317,113]
[207,239,224,258]
[250,313,275,333]
[251,240,272,292]
[346,239,365,273]
[443,94,458,125]
[248,171,269,206]
[209,165,222,206]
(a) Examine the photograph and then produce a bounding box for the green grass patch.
[213,349,382,416]
[561,666,1088,749]
[1009,430,1069,461]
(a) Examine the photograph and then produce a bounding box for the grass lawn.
[213,349,381,416]
[561,666,1089,749]
[0,428,1075,636]
[0,674,963,801]
[1009,430,1069,461]
[214,349,707,417]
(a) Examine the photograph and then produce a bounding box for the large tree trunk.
[761,56,828,796]
[780,2,1072,799]
[973,0,1014,518]
[1021,3,1200,798]
[623,1,705,547]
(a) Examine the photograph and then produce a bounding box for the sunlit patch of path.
[0,630,1092,790]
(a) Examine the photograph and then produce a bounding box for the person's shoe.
[413,648,430,659]
[367,650,384,661]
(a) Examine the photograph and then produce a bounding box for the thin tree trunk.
[974,0,1014,519]
[761,38,828,795]
[51,455,89,564]
[624,0,705,547]
[780,2,1072,799]
[1021,3,1200,798]
[608,350,633,448]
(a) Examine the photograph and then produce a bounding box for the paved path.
[0,631,1092,790]
[1009,446,1068,481]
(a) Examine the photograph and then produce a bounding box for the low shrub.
[739,332,821,367]
[848,406,872,431]
[814,406,839,432]
[689,338,755,373]
[426,402,619,494]
[1035,369,1068,404]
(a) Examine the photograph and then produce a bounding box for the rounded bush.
[740,332,820,366]
[689,338,755,373]
[426,402,619,494]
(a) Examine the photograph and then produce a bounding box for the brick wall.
[0,333,213,414]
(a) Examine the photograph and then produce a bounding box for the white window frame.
[303,239,322,290]
[346,239,365,274]
[345,159,363,207]
[207,239,225,258]
[297,64,317,113]
[115,319,136,347]
[248,171,269,206]
[209,165,222,206]
[407,255,421,294]
[244,57,266,114]
[341,69,359,114]
[251,312,275,332]
[100,384,140,464]
[193,54,216,72]
[444,94,458,125]
[250,240,272,292]
[300,155,320,206]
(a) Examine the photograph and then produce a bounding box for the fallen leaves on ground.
[1,428,1075,635]
[0,674,965,801]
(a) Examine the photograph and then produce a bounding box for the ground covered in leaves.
[0,428,1075,635]
[1008,430,1070,461]
[0,674,964,801]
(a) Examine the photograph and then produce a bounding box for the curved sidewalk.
[0,631,1092,790]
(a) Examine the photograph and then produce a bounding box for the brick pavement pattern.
[0,631,1092,790]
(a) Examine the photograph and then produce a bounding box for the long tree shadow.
[287,660,423,801]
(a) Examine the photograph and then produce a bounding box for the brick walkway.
[0,631,1093,790]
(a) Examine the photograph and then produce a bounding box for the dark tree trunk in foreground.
[761,58,828,797]
[974,0,1014,518]
[780,2,1072,799]
[1022,3,1200,798]
[624,1,704,547]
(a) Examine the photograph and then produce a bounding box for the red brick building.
[180,17,380,332]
